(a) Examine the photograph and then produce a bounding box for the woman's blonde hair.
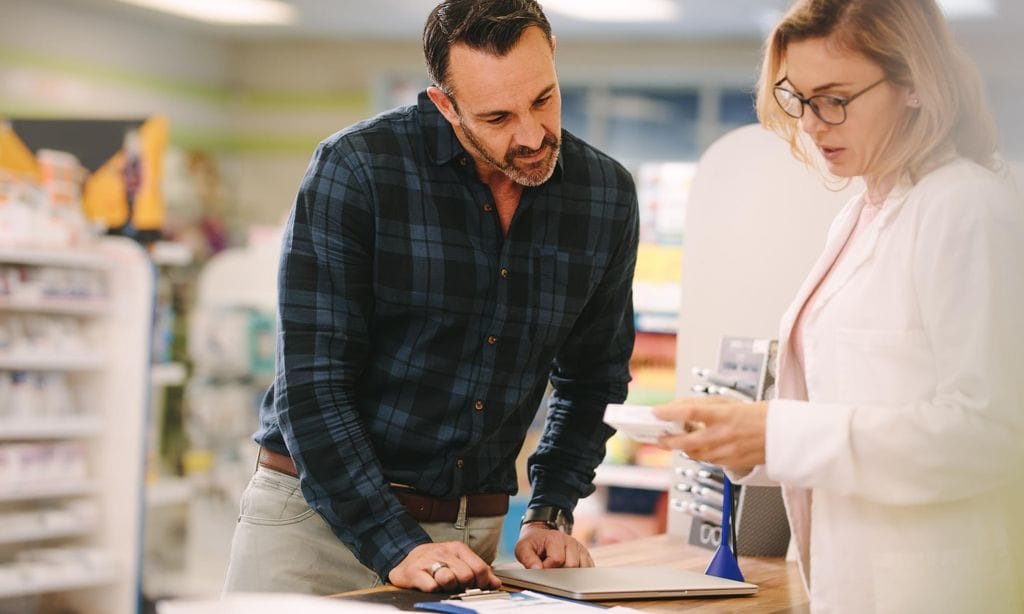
[756,0,998,183]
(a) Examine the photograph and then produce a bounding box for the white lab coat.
[744,157,1024,613]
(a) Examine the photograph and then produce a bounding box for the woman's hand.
[653,398,769,468]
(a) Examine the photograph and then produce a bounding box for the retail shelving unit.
[0,238,152,613]
[144,237,280,600]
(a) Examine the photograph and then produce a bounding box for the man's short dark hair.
[423,0,553,94]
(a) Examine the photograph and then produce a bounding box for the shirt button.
[474,399,485,411]
[483,203,494,212]
[486,335,498,345]
[456,458,464,469]
[459,157,468,166]
[499,268,509,279]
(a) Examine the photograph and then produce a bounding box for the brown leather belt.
[257,447,509,522]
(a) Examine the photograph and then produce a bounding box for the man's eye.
[487,115,508,125]
[534,96,551,107]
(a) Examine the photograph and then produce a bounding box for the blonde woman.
[655,1,1024,611]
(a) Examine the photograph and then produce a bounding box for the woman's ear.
[906,88,921,108]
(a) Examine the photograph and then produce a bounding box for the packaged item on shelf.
[0,173,90,248]
[0,122,97,247]
[0,314,92,356]
[36,266,107,300]
[0,372,79,420]
[37,149,84,211]
[2,372,37,418]
[0,444,13,484]
[40,373,79,417]
[0,442,87,486]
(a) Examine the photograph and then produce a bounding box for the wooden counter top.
[334,533,809,612]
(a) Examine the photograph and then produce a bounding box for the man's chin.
[508,156,557,187]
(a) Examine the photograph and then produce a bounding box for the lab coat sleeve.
[764,174,1024,506]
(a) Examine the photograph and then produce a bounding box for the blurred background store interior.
[1,1,1022,612]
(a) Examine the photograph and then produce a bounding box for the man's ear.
[551,34,557,54]
[427,86,460,125]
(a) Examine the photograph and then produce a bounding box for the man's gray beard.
[459,118,560,187]
[506,144,559,187]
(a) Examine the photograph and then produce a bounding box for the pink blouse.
[791,197,883,376]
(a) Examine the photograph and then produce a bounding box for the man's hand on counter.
[515,523,595,570]
[388,541,502,593]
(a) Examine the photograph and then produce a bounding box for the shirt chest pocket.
[528,247,602,346]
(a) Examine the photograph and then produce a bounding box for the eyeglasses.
[773,77,887,126]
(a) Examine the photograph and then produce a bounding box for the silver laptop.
[494,566,758,601]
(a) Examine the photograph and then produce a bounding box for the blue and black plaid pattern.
[255,91,638,580]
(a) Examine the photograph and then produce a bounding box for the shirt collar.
[418,89,465,166]
[417,88,565,181]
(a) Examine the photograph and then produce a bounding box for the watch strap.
[521,505,573,534]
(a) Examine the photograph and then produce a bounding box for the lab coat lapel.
[773,205,863,596]
[776,201,861,397]
[807,186,910,318]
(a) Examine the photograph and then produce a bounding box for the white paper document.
[422,590,643,613]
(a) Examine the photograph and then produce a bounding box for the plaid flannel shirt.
[255,90,638,581]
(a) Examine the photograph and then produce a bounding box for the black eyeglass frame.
[773,76,888,126]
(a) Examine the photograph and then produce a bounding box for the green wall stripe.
[0,45,370,113]
[171,129,322,154]
[0,45,231,104]
[237,90,369,112]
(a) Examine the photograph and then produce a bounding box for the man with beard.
[224,0,639,595]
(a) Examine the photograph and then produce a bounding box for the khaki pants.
[223,467,505,595]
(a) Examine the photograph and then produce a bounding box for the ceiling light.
[542,0,679,23]
[115,0,296,25]
[937,0,996,18]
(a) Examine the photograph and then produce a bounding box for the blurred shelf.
[0,523,95,546]
[151,362,187,387]
[2,238,149,613]
[0,297,111,315]
[594,464,671,491]
[0,567,116,600]
[145,478,193,508]
[149,241,193,267]
[0,247,111,270]
[0,354,105,371]
[0,481,99,503]
[0,417,103,440]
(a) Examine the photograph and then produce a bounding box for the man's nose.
[515,115,546,151]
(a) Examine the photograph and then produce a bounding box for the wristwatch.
[521,505,573,534]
